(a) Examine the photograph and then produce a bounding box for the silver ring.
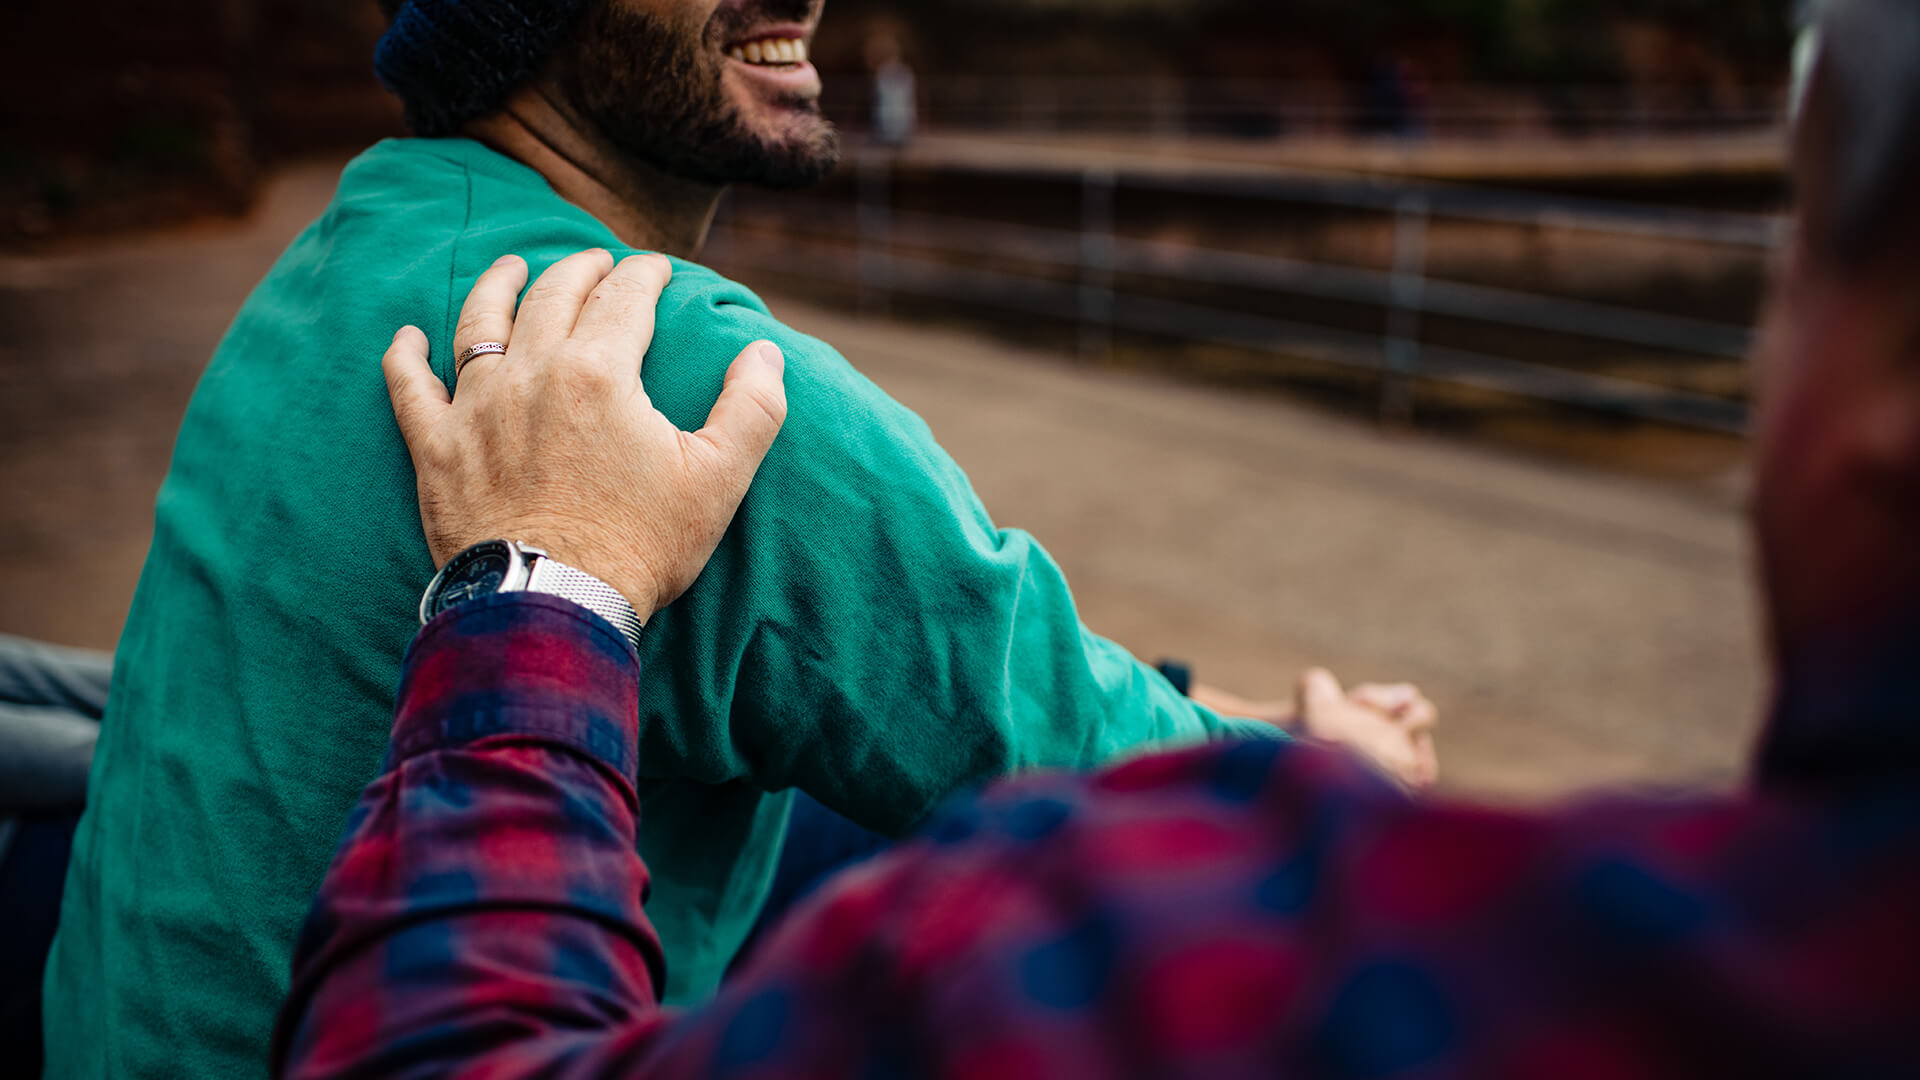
[455,341,509,377]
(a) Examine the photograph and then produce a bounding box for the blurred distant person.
[275,3,1920,1067]
[1361,56,1427,139]
[41,0,1431,1076]
[867,31,917,147]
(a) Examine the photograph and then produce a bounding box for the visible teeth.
[731,37,807,65]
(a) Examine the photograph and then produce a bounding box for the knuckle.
[560,248,616,279]
[455,310,498,341]
[421,437,460,472]
[588,277,639,307]
[504,366,544,399]
[743,383,788,427]
[605,257,667,297]
[529,257,592,295]
[635,253,673,287]
[558,360,616,395]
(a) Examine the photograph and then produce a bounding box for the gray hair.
[1797,0,1920,269]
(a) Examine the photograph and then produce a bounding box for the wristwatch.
[419,540,646,651]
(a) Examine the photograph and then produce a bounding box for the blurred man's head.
[375,0,838,189]
[1753,0,1920,668]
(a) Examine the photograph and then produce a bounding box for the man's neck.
[466,85,723,258]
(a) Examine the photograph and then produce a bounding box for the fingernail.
[393,325,418,345]
[491,254,517,267]
[752,341,785,375]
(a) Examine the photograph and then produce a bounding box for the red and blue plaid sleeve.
[272,592,662,1079]
[276,589,1920,1078]
[650,742,1920,1078]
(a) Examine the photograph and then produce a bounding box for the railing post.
[1034,81,1060,133]
[1080,167,1117,364]
[1149,77,1186,139]
[857,146,893,318]
[1380,190,1429,425]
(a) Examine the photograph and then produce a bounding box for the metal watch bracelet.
[420,540,646,653]
[524,556,647,652]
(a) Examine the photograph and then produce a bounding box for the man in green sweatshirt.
[43,1,1431,1076]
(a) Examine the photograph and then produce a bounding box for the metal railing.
[710,147,1781,435]
[821,77,1790,138]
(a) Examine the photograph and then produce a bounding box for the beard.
[556,0,840,190]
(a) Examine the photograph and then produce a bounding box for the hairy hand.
[382,249,788,619]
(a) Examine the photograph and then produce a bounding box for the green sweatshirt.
[43,138,1268,1079]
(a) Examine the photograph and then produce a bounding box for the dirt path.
[760,297,1763,801]
[0,162,346,651]
[0,156,1763,801]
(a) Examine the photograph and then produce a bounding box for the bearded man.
[41,2,1436,1077]
[262,3,1920,1074]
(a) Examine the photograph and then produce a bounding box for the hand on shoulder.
[381,248,789,620]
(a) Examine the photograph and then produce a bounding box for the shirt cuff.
[1155,659,1194,697]
[389,592,642,790]
[1220,715,1289,743]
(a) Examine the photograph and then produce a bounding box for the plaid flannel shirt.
[274,593,1920,1078]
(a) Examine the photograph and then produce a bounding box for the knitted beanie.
[375,0,595,136]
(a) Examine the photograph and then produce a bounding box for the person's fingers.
[1401,694,1439,734]
[570,254,672,372]
[382,326,449,453]
[692,341,789,491]
[451,255,529,381]
[1349,684,1438,734]
[1399,728,1438,790]
[513,248,617,355]
[1263,701,1302,733]
[1296,667,1346,720]
[1351,683,1419,716]
[1414,731,1440,788]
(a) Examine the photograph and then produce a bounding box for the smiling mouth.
[727,35,809,68]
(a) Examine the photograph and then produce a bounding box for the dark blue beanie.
[375,0,595,136]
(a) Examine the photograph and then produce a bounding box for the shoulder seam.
[440,159,475,383]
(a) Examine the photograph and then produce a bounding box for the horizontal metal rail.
[708,230,1750,435]
[830,77,1788,137]
[713,152,1765,434]
[866,157,1786,249]
[729,205,1754,358]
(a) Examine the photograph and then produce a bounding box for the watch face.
[430,543,514,619]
